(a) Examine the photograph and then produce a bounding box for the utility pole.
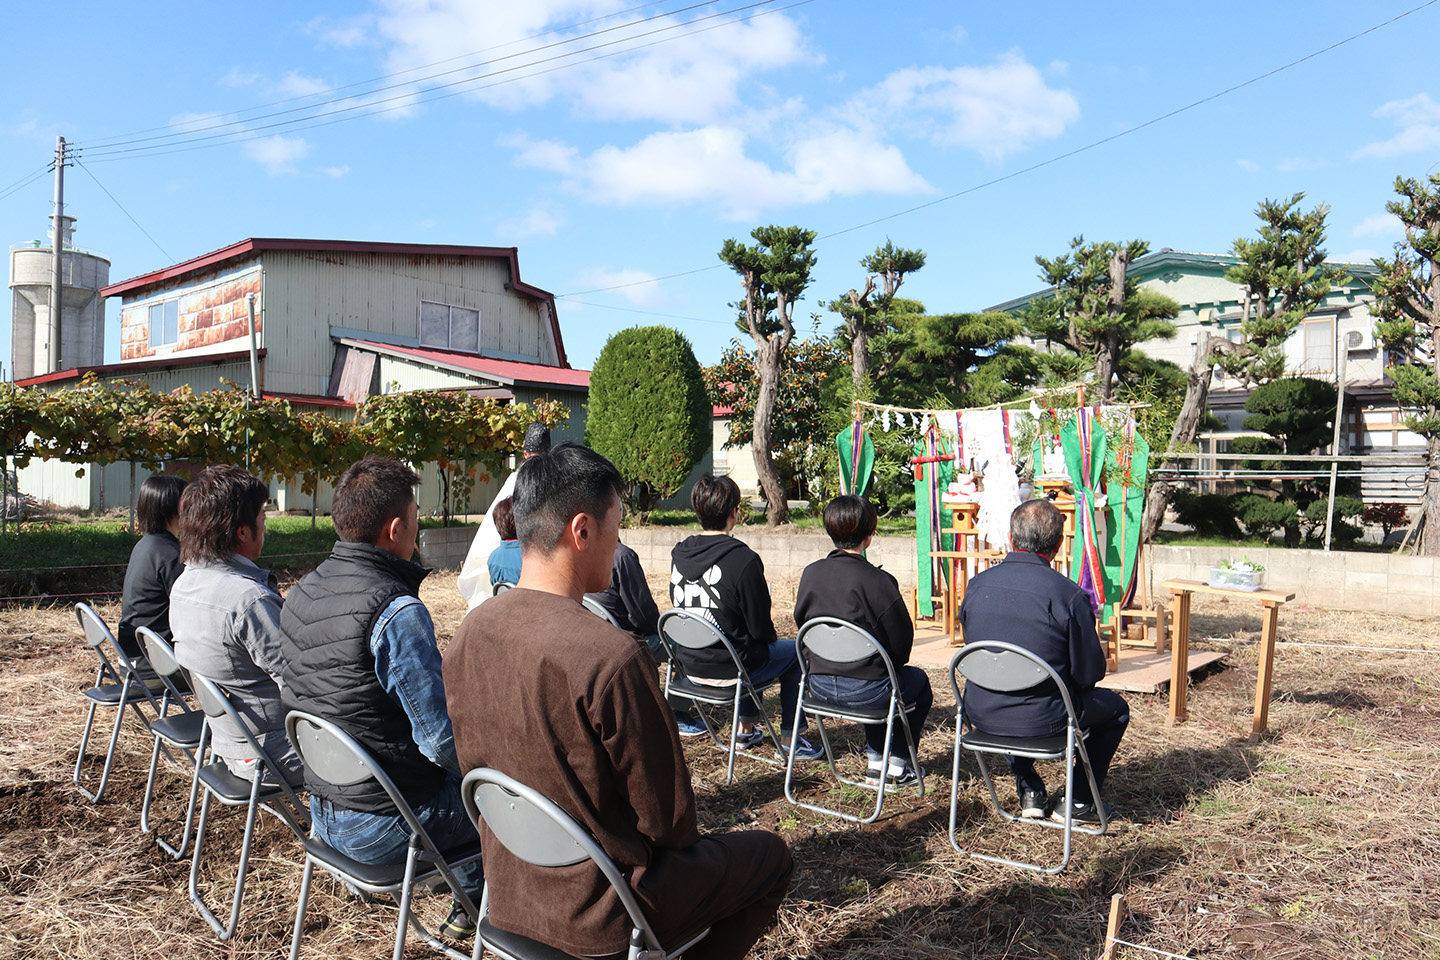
[1322,331,1353,551]
[48,136,69,374]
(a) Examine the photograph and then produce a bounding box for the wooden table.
[931,503,1004,645]
[1162,579,1295,739]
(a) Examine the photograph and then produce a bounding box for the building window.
[148,299,179,348]
[419,300,480,351]
[1302,318,1334,372]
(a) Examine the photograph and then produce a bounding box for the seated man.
[279,457,483,938]
[445,444,792,960]
[792,495,932,786]
[670,475,817,759]
[486,497,521,587]
[170,465,301,785]
[957,499,1130,823]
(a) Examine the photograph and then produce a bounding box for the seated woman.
[486,497,522,588]
[117,474,188,680]
[792,495,933,785]
[670,474,819,760]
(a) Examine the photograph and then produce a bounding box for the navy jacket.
[956,551,1105,737]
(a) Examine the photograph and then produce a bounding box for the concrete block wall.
[418,525,1436,616]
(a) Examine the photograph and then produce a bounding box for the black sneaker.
[1018,789,1050,819]
[439,900,476,939]
[1049,799,1112,825]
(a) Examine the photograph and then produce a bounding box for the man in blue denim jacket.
[279,457,482,939]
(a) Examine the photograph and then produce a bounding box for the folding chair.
[461,767,709,960]
[137,627,205,859]
[188,674,309,940]
[286,711,482,960]
[72,602,165,802]
[581,595,621,628]
[654,608,784,785]
[491,581,514,597]
[948,641,1107,874]
[784,617,925,824]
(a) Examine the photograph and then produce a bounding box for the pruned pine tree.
[826,240,926,393]
[1373,172,1440,554]
[1144,193,1347,539]
[1026,237,1177,401]
[718,225,817,526]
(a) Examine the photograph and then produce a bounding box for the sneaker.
[1019,789,1051,820]
[676,716,708,738]
[864,757,906,786]
[887,764,924,788]
[775,737,824,762]
[734,728,765,749]
[1049,798,1112,825]
[438,900,476,939]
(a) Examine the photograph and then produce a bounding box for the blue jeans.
[737,639,805,737]
[806,667,933,761]
[311,776,484,902]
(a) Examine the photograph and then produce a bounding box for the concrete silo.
[9,216,110,380]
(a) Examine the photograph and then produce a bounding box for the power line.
[0,166,52,205]
[79,0,793,162]
[77,0,731,154]
[73,159,173,261]
[559,0,1440,298]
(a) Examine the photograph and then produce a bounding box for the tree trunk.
[850,328,869,394]
[1142,333,1218,540]
[751,340,789,526]
[1098,248,1129,400]
[1424,433,1440,556]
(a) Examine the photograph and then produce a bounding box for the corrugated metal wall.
[264,250,558,396]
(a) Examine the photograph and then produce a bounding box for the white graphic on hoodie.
[671,564,723,629]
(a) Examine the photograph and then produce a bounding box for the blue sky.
[3,1,1438,375]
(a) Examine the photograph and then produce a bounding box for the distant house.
[992,248,1421,503]
[13,238,588,514]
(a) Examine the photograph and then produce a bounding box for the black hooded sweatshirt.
[669,533,777,679]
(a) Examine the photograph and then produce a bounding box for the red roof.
[99,238,568,368]
[346,340,589,390]
[14,348,266,388]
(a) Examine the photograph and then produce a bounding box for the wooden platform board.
[908,622,1225,693]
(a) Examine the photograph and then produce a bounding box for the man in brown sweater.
[444,443,792,960]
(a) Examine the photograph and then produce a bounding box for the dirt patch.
[2,584,1438,959]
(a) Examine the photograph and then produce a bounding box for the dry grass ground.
[1,575,1438,960]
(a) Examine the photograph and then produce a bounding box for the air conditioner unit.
[1343,328,1372,352]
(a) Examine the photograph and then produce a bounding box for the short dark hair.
[137,474,187,535]
[823,495,877,550]
[1011,499,1065,555]
[492,497,516,541]
[332,456,420,544]
[691,474,741,531]
[513,442,624,554]
[178,465,269,564]
[523,423,552,455]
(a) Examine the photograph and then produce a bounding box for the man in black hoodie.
[669,475,819,761]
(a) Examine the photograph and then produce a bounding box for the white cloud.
[244,135,311,174]
[848,51,1079,161]
[304,14,377,48]
[1353,92,1440,160]
[221,68,265,88]
[574,267,665,307]
[320,165,351,179]
[1353,212,1402,238]
[1236,159,1260,172]
[498,203,564,238]
[512,124,931,221]
[371,0,815,125]
[279,72,332,97]
[1276,156,1328,173]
